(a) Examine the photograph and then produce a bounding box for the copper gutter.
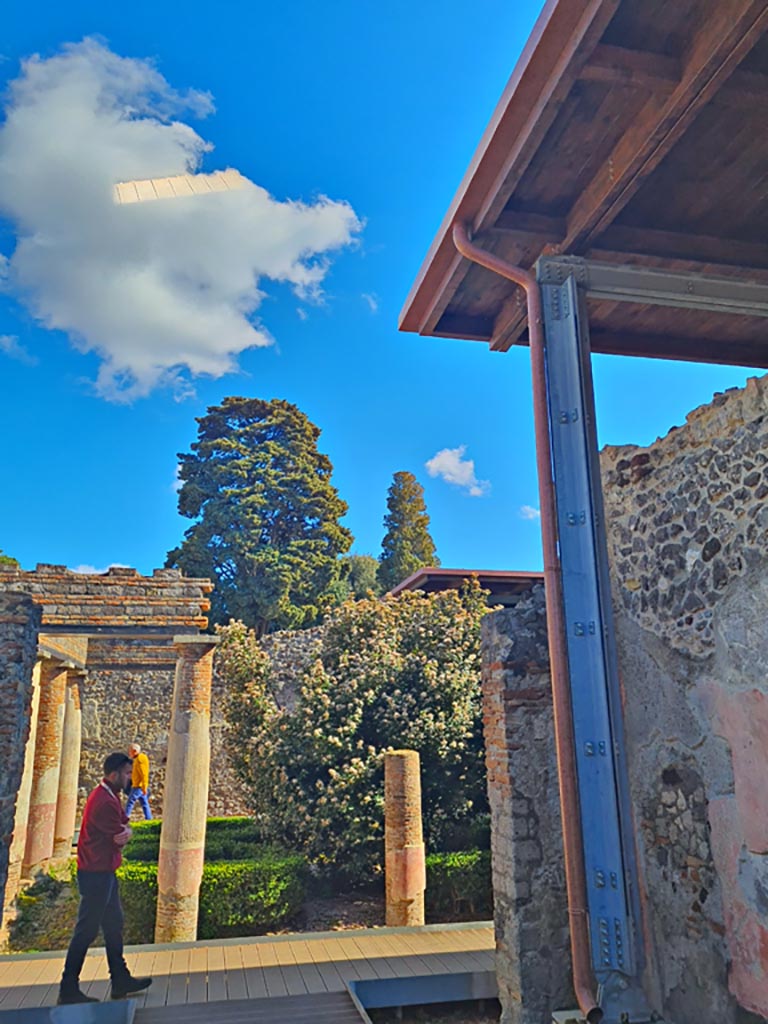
[452,222,602,1024]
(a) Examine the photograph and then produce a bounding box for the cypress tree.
[378,471,439,591]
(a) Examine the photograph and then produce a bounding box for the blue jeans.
[61,871,128,991]
[125,787,152,819]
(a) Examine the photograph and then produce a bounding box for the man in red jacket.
[58,752,153,1005]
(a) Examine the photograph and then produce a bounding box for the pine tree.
[378,471,439,591]
[167,397,352,634]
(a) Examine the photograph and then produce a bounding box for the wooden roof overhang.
[400,0,768,367]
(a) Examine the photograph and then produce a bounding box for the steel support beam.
[540,272,652,1023]
[538,255,768,318]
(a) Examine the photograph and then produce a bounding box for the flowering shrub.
[218,583,489,884]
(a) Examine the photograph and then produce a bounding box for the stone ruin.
[0,564,247,935]
[482,375,768,1024]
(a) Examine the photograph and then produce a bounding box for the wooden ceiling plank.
[589,330,768,367]
[415,0,620,335]
[564,0,768,252]
[579,44,681,93]
[594,225,768,269]
[473,0,622,233]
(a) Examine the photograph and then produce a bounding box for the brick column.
[481,594,573,1024]
[23,659,68,875]
[384,749,426,926]
[155,636,218,943]
[5,661,42,913]
[53,672,83,860]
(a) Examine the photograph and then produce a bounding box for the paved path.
[0,921,495,1018]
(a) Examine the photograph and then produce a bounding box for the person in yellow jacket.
[125,743,152,820]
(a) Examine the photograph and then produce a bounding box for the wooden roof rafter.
[400,0,768,369]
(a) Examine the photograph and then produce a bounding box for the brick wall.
[481,585,572,1024]
[0,593,40,928]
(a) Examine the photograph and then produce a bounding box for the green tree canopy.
[378,471,439,591]
[219,583,489,882]
[341,553,382,599]
[0,549,19,567]
[167,397,352,634]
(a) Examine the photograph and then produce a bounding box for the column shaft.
[155,636,218,943]
[5,662,42,909]
[23,660,68,874]
[384,749,426,926]
[53,674,83,859]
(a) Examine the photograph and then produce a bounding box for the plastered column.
[5,661,41,912]
[53,672,83,859]
[155,635,218,943]
[384,749,426,926]
[23,659,68,874]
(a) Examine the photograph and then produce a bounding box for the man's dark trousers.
[61,871,129,992]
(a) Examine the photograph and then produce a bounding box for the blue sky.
[1,1,763,577]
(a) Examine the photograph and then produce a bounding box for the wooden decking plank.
[393,931,478,975]
[315,936,365,982]
[346,933,398,980]
[288,938,328,994]
[223,943,248,1001]
[299,937,347,993]
[78,949,109,1003]
[166,946,191,1005]
[135,991,364,1023]
[251,939,289,998]
[129,948,160,1010]
[206,942,228,1003]
[186,943,208,1004]
[271,939,309,997]
[239,941,268,1000]
[0,956,50,1009]
[372,932,432,975]
[142,947,173,1007]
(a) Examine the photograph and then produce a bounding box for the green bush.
[425,850,492,922]
[123,816,265,864]
[115,855,305,940]
[198,856,305,938]
[116,863,159,944]
[220,585,490,885]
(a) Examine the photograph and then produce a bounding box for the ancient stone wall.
[0,593,40,928]
[481,586,572,1024]
[483,375,768,1024]
[0,566,246,819]
[602,374,768,1022]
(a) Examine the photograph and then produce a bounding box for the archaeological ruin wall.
[0,564,253,929]
[482,375,768,1024]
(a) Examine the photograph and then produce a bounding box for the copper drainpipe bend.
[452,221,602,1024]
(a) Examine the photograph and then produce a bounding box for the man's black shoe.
[57,988,99,1005]
[111,975,153,999]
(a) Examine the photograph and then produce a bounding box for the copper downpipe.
[452,222,602,1024]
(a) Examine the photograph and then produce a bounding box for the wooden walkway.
[0,922,495,1019]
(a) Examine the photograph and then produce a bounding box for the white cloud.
[0,333,36,364]
[361,292,378,314]
[519,505,541,520]
[70,562,130,574]
[425,445,490,497]
[0,39,362,400]
[172,464,183,493]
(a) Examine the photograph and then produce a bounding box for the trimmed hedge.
[115,855,305,941]
[124,817,264,865]
[197,856,305,938]
[425,850,492,921]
